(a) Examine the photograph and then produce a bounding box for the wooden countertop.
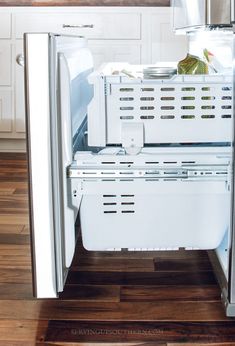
[0,0,170,6]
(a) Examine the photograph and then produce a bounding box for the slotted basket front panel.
[80,180,230,251]
[106,76,232,144]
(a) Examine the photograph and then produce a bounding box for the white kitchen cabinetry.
[15,12,141,40]
[151,13,188,62]
[0,15,14,139]
[0,91,12,133]
[15,40,25,134]
[88,42,142,68]
[0,42,11,86]
[0,7,188,151]
[0,13,11,39]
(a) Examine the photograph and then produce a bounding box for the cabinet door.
[151,13,188,63]
[88,41,141,68]
[0,90,12,133]
[0,42,11,86]
[0,13,11,39]
[15,12,140,40]
[15,40,25,133]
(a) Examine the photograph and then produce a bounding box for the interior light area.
[188,30,233,73]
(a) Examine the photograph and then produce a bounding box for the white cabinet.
[0,90,12,133]
[15,40,25,133]
[0,7,188,151]
[15,12,141,40]
[0,14,13,139]
[0,42,11,86]
[88,42,141,68]
[0,13,11,39]
[151,13,188,63]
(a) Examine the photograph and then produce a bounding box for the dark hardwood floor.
[0,152,235,345]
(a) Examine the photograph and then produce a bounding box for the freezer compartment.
[87,63,233,147]
[70,147,231,251]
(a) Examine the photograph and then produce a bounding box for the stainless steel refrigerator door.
[25,33,89,298]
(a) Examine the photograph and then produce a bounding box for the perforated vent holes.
[116,83,232,122]
[106,77,233,143]
[103,195,135,214]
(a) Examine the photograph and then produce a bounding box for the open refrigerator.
[25,0,235,316]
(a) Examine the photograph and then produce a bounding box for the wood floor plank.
[0,300,229,321]
[21,225,30,234]
[0,319,48,343]
[0,283,33,299]
[168,344,235,346]
[0,188,15,196]
[0,214,29,225]
[66,270,216,286]
[0,244,30,254]
[0,224,24,234]
[120,285,221,302]
[0,233,30,245]
[13,188,28,195]
[0,182,28,189]
[154,258,213,272]
[73,257,155,272]
[0,268,32,283]
[59,285,120,302]
[45,321,235,343]
[38,343,166,346]
[0,153,27,160]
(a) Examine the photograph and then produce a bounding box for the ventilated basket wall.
[80,180,230,251]
[88,72,233,145]
[76,149,231,251]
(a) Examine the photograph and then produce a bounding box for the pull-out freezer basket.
[87,64,233,147]
[70,148,231,251]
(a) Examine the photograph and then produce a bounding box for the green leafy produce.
[178,53,208,75]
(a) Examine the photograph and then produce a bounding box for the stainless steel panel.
[207,0,231,25]
[232,0,235,23]
[172,0,206,31]
[172,0,232,31]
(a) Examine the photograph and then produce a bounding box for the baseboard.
[0,139,26,152]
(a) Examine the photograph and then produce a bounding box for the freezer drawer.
[79,179,229,251]
[87,64,233,147]
[70,148,231,251]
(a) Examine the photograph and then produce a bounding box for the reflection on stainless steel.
[172,0,232,32]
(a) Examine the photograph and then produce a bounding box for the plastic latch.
[121,122,144,155]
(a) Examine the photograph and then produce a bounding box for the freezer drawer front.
[79,179,230,251]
